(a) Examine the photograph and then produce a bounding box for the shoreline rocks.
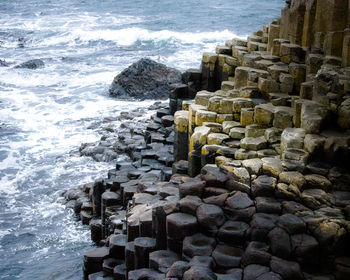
[63,1,350,279]
[109,58,183,100]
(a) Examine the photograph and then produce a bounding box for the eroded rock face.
[109,58,182,100]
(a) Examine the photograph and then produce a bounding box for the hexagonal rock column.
[183,266,217,280]
[280,128,306,155]
[250,213,278,242]
[190,126,211,153]
[166,261,191,279]
[128,268,165,280]
[182,233,216,260]
[83,247,110,278]
[152,202,177,250]
[188,150,202,177]
[212,243,243,269]
[172,160,189,175]
[90,219,102,243]
[109,234,127,259]
[125,241,135,272]
[270,256,303,280]
[218,220,250,245]
[179,179,206,199]
[113,264,127,280]
[243,264,270,280]
[200,164,228,188]
[170,83,189,113]
[92,179,105,218]
[174,111,189,162]
[242,241,271,266]
[201,52,219,91]
[149,250,180,273]
[223,166,251,194]
[196,203,226,235]
[224,191,256,222]
[267,24,280,51]
[166,213,198,254]
[201,145,221,166]
[251,175,277,197]
[134,237,156,269]
[103,258,123,276]
[101,191,121,238]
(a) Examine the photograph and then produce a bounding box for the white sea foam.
[39,27,245,48]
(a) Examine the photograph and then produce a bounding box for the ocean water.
[0,0,284,279]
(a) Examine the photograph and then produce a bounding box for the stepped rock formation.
[65,1,350,280]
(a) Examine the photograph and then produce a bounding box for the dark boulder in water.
[14,59,45,69]
[109,58,182,100]
[0,59,9,67]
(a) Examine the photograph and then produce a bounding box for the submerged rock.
[14,59,45,69]
[109,58,182,100]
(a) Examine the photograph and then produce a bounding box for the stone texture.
[196,203,226,230]
[166,213,198,240]
[183,233,216,258]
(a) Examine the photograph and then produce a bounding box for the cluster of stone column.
[63,1,350,279]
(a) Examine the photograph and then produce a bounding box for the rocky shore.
[64,1,350,279]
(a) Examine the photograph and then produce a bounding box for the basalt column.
[174,110,189,162]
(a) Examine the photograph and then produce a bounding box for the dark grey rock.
[0,59,9,67]
[103,258,123,275]
[256,272,282,280]
[224,191,256,222]
[179,179,206,198]
[242,241,271,266]
[183,233,216,258]
[218,221,249,245]
[109,58,182,100]
[196,203,226,230]
[90,219,102,243]
[291,234,319,264]
[166,261,190,279]
[270,256,303,280]
[201,165,228,187]
[179,195,202,215]
[134,237,156,269]
[84,247,110,275]
[183,266,217,280]
[113,264,126,280]
[149,250,180,273]
[166,213,198,240]
[243,264,269,280]
[212,243,243,269]
[277,213,306,234]
[14,59,44,69]
[128,268,165,280]
[251,175,277,197]
[255,197,281,214]
[109,234,127,259]
[268,227,291,259]
[217,268,242,280]
[189,256,215,269]
[250,213,278,242]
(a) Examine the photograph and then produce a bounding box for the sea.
[0,0,284,279]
